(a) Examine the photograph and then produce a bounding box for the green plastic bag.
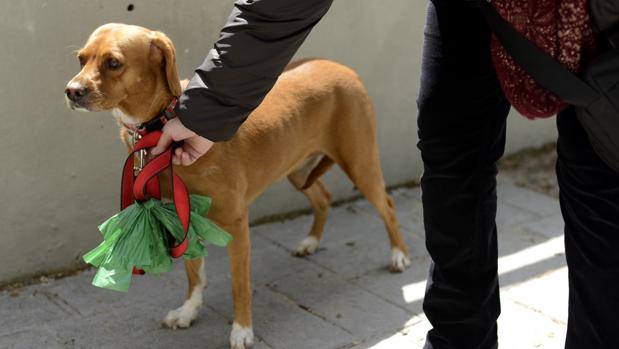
[83,195,232,292]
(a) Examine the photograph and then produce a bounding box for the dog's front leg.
[162,257,206,329]
[225,213,254,349]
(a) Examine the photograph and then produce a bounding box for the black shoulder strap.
[480,1,599,107]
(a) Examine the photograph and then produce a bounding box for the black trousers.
[417,1,619,348]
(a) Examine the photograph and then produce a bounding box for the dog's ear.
[150,31,182,97]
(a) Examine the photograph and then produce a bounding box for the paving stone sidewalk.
[0,178,568,349]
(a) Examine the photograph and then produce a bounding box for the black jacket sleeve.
[176,0,334,141]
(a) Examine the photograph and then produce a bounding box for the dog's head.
[65,23,181,121]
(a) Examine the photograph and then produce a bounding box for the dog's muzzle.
[65,81,89,109]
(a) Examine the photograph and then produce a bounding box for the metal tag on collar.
[131,132,147,176]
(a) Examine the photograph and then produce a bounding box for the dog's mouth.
[64,95,106,113]
[65,97,90,112]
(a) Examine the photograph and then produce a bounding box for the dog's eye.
[78,56,86,68]
[106,58,122,70]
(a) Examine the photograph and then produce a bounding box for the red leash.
[120,99,190,275]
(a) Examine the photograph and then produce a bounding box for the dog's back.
[234,59,375,153]
[209,59,377,198]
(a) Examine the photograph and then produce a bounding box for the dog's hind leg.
[287,156,333,257]
[338,152,411,272]
[162,257,206,329]
[331,106,411,272]
[291,179,332,257]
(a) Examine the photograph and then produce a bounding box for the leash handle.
[120,130,191,273]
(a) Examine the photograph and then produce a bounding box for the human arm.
[152,0,334,164]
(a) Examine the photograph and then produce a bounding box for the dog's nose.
[65,82,88,103]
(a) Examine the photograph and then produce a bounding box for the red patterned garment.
[490,0,596,118]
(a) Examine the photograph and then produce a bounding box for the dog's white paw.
[162,259,206,330]
[390,248,411,272]
[162,302,200,329]
[230,322,254,349]
[162,281,205,329]
[293,236,319,257]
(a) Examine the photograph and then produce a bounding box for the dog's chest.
[112,108,140,127]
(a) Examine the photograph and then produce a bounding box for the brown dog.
[65,23,410,349]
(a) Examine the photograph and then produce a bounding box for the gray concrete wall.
[0,0,557,283]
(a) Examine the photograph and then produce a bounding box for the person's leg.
[556,108,619,349]
[417,1,511,348]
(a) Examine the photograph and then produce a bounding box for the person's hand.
[151,118,214,166]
